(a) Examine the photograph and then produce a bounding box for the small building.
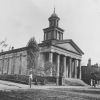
[0,9,84,85]
[81,59,100,85]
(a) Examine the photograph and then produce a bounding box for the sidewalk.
[0,80,100,91]
[0,80,29,90]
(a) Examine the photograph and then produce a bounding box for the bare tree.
[0,38,8,52]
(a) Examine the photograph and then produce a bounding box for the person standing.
[29,69,33,88]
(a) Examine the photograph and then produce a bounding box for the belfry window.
[48,32,51,40]
[44,33,46,40]
[57,32,59,40]
[60,34,63,40]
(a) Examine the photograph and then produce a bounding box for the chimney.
[87,58,91,67]
[12,46,14,50]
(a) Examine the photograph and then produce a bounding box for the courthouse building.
[0,10,84,85]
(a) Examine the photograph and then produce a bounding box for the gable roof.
[53,39,84,55]
[39,39,84,55]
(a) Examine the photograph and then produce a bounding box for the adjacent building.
[81,59,100,85]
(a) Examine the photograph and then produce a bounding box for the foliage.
[27,37,39,51]
[44,62,56,76]
[0,74,56,85]
[0,74,29,84]
[33,67,44,76]
[32,75,56,85]
[82,66,100,85]
[27,37,40,74]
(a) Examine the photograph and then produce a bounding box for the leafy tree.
[27,37,40,75]
[44,61,56,76]
[34,67,44,76]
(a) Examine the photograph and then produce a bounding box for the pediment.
[39,39,84,55]
[56,42,81,54]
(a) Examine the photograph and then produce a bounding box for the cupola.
[43,8,64,41]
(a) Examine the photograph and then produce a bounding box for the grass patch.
[0,88,100,100]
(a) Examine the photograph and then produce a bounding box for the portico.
[39,48,82,85]
[48,53,80,78]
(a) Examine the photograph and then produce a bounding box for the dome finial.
[50,7,58,18]
[53,0,56,13]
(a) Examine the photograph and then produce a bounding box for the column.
[72,59,74,78]
[74,59,77,78]
[63,56,66,78]
[49,52,53,76]
[69,57,72,78]
[62,56,66,85]
[78,60,81,79]
[66,57,69,78]
[56,54,60,85]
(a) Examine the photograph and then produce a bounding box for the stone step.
[63,78,88,86]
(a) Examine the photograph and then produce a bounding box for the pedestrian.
[29,72,33,88]
[29,73,33,88]
[93,79,96,88]
[91,79,93,86]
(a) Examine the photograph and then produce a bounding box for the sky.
[0,0,100,65]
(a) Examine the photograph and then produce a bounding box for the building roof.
[43,26,64,32]
[0,38,84,56]
[39,39,84,55]
[55,39,84,55]
[0,47,28,56]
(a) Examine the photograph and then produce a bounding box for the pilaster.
[12,54,15,74]
[7,58,9,74]
[1,57,4,74]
